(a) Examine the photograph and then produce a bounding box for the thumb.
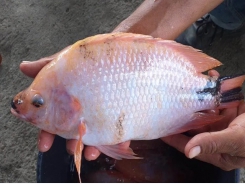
[185,120,245,158]
[20,57,53,78]
[20,45,71,78]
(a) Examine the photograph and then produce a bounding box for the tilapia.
[11,33,245,182]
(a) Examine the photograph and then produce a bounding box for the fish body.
[11,33,245,180]
[53,34,218,145]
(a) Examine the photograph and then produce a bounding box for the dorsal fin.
[74,32,222,73]
[156,40,222,73]
[74,32,153,46]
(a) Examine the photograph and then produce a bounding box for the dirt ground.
[0,0,245,182]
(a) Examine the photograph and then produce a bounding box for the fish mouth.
[11,108,37,125]
[11,108,28,121]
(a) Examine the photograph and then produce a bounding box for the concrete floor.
[0,0,245,182]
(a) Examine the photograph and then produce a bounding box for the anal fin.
[175,112,224,134]
[96,144,142,160]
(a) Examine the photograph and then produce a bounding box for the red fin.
[76,33,221,73]
[175,112,224,133]
[75,32,153,46]
[160,41,222,73]
[74,122,86,183]
[96,144,142,160]
[220,75,245,92]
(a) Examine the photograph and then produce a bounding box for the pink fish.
[11,33,245,182]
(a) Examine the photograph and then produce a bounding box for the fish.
[11,32,245,182]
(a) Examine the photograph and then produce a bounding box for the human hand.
[161,70,245,171]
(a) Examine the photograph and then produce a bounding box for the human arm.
[113,0,224,39]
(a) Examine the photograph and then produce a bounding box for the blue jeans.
[209,0,245,30]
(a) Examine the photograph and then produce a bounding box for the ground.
[0,0,245,182]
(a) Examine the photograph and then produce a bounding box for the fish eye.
[32,94,44,108]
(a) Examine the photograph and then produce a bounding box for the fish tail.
[218,73,245,108]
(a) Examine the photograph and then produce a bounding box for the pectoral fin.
[96,144,142,160]
[74,122,86,183]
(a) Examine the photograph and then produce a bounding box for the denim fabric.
[209,0,245,30]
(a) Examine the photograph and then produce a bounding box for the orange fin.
[75,32,221,73]
[175,112,224,134]
[96,144,142,160]
[189,112,224,127]
[162,41,222,73]
[74,121,86,183]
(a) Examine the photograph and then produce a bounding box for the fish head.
[11,87,48,125]
[11,80,82,137]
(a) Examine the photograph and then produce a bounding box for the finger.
[161,134,191,153]
[38,130,55,152]
[208,69,220,77]
[66,139,78,155]
[20,45,71,78]
[162,134,245,170]
[20,58,52,78]
[238,101,245,115]
[189,152,245,171]
[84,146,101,161]
[185,131,230,159]
[161,133,245,170]
[216,154,245,171]
[185,115,245,159]
[229,112,245,127]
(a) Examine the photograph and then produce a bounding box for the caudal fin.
[218,73,245,109]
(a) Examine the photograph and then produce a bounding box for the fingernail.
[22,61,30,63]
[189,146,201,158]
[43,144,49,149]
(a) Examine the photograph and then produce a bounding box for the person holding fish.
[17,0,245,175]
